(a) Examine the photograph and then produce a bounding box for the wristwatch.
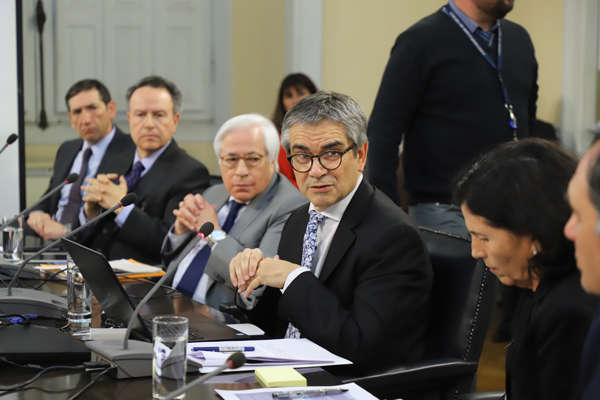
[206,229,226,247]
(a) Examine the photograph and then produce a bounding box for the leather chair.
[339,227,497,400]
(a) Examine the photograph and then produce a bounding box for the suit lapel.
[229,174,279,236]
[132,141,178,204]
[56,141,83,184]
[318,180,373,282]
[97,128,135,176]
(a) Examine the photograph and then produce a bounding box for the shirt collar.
[447,0,499,34]
[133,139,172,170]
[308,173,363,223]
[82,126,116,154]
[227,195,250,206]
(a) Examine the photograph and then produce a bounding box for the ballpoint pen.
[272,388,348,399]
[191,346,255,352]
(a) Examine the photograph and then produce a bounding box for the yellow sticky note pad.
[255,367,307,388]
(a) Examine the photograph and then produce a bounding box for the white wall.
[0,0,22,216]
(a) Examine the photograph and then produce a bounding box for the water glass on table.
[153,316,188,399]
[66,255,92,331]
[2,215,23,263]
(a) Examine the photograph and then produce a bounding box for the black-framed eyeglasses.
[220,154,266,169]
[287,144,357,173]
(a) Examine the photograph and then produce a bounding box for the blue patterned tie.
[175,200,244,298]
[285,210,324,339]
[125,161,145,191]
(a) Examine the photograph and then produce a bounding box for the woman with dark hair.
[272,73,318,187]
[453,138,599,400]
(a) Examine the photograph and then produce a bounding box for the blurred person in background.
[272,73,318,188]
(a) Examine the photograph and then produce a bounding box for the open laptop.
[61,238,248,343]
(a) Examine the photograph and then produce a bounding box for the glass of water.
[153,316,188,399]
[2,215,23,263]
[66,255,92,331]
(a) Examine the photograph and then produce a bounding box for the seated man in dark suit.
[27,79,136,240]
[81,76,209,265]
[564,137,600,399]
[230,91,434,374]
[162,114,307,309]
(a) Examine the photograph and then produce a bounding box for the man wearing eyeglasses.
[161,114,307,309]
[229,92,434,374]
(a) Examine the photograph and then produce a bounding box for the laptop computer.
[60,238,248,343]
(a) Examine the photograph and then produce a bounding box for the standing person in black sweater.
[368,0,538,236]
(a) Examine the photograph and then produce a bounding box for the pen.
[191,346,255,352]
[272,388,348,399]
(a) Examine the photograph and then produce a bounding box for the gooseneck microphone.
[86,221,214,379]
[0,193,137,315]
[0,172,79,232]
[164,352,246,400]
[0,133,18,157]
[123,221,215,350]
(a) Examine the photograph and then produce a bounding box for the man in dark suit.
[564,138,600,399]
[27,79,136,241]
[81,76,209,265]
[230,92,434,374]
[162,114,307,309]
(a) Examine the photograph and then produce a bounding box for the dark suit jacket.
[29,127,135,221]
[581,309,600,400]
[245,179,434,374]
[506,269,599,400]
[81,140,210,265]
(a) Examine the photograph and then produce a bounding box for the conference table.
[0,268,342,399]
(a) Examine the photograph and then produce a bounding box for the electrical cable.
[67,366,116,400]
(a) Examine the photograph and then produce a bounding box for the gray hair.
[280,91,368,155]
[213,114,280,166]
[126,76,182,114]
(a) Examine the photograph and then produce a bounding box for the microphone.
[0,133,18,157]
[0,173,79,232]
[0,193,138,315]
[163,352,246,400]
[85,221,214,379]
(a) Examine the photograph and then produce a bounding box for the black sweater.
[368,9,538,205]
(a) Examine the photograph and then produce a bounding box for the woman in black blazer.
[454,138,599,400]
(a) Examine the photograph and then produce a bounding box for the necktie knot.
[221,200,244,234]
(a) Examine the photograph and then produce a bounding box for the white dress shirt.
[282,174,363,291]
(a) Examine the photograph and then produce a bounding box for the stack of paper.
[187,339,352,373]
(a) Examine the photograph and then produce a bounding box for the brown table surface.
[0,278,342,399]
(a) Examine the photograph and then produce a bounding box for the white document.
[108,259,163,274]
[215,383,382,400]
[187,338,352,373]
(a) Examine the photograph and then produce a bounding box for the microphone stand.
[0,194,136,315]
[163,353,246,400]
[0,173,78,232]
[86,222,214,379]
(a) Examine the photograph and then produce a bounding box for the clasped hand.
[27,212,65,240]
[172,193,220,236]
[229,248,300,297]
[81,173,128,217]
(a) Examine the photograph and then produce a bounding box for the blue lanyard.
[444,5,518,140]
